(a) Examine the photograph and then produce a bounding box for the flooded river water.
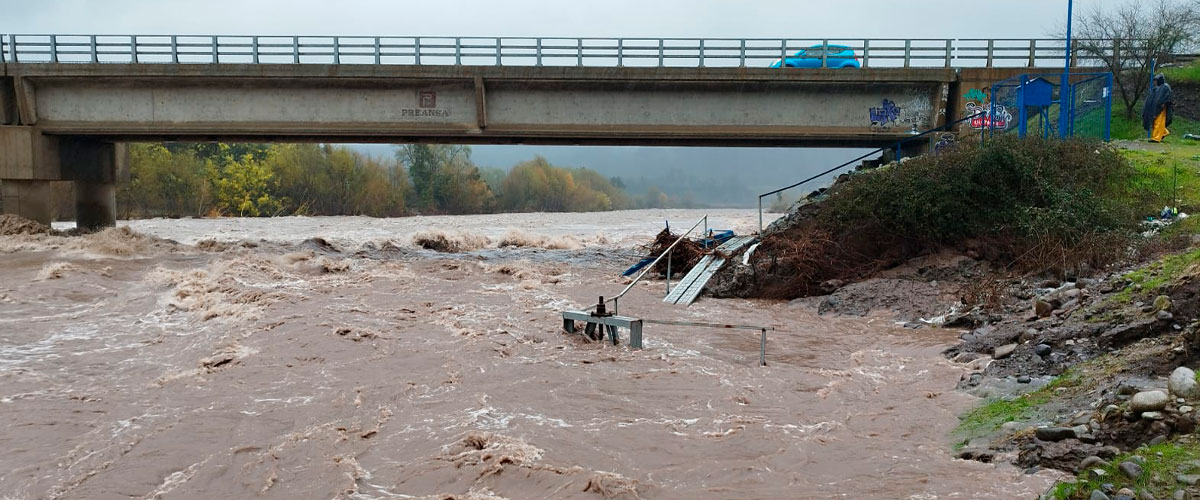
[0,209,1055,499]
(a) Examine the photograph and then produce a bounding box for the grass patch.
[1112,111,1200,143]
[954,370,1087,440]
[1050,438,1200,499]
[1164,60,1200,85]
[1109,247,1200,305]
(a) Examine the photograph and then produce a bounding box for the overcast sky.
[5,0,1074,39]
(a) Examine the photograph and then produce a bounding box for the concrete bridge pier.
[0,127,122,230]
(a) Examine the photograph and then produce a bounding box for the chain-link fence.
[986,72,1112,140]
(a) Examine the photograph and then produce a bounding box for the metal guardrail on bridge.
[0,34,1147,69]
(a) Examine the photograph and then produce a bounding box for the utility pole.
[1059,0,1074,138]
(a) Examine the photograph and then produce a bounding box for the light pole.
[1059,0,1074,138]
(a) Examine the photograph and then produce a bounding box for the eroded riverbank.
[0,210,1053,499]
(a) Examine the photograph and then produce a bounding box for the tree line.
[118,143,687,218]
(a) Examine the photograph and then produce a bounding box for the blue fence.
[988,72,1113,141]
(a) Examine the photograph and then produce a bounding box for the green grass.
[1164,60,1200,85]
[1110,247,1200,305]
[954,370,1087,440]
[1051,438,1200,499]
[1111,112,1200,143]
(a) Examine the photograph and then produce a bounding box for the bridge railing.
[0,34,1149,69]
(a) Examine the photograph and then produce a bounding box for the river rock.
[1119,461,1144,480]
[1035,299,1055,317]
[1080,456,1107,470]
[994,343,1018,359]
[1142,411,1165,421]
[1035,426,1076,441]
[1092,490,1111,500]
[1035,343,1053,357]
[1158,310,1175,322]
[1155,295,1173,311]
[1177,474,1200,486]
[1169,367,1199,399]
[1131,390,1170,412]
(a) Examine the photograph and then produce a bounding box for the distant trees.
[1071,0,1200,118]
[119,143,678,218]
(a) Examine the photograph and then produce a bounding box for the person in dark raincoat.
[1143,74,1174,142]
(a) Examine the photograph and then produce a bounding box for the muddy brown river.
[0,210,1056,499]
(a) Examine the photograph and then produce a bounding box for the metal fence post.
[659,39,664,67]
[414,37,421,65]
[292,36,299,63]
[91,35,97,63]
[252,36,259,63]
[758,196,763,233]
[944,39,952,68]
[332,36,340,64]
[50,35,57,63]
[130,35,137,63]
[1027,39,1036,67]
[903,39,911,67]
[375,37,382,65]
[171,35,178,63]
[618,38,624,67]
[821,39,828,68]
[577,38,582,67]
[780,39,787,69]
[536,37,542,66]
[454,37,460,65]
[666,252,672,295]
[760,329,767,366]
[699,39,705,67]
[863,39,870,67]
[495,37,501,66]
[739,39,745,67]
[986,39,994,67]
[211,35,218,63]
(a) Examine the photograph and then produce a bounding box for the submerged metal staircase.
[663,235,756,305]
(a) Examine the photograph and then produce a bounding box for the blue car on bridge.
[770,44,861,68]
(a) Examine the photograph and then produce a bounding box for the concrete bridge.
[0,34,1105,228]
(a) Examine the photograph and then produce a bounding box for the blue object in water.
[622,257,656,277]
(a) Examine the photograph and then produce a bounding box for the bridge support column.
[60,139,124,230]
[1,180,53,226]
[74,181,116,230]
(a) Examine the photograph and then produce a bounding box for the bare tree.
[1070,0,1199,119]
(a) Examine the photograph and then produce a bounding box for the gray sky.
[4,0,1072,39]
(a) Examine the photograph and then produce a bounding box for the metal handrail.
[642,318,775,366]
[757,112,987,232]
[598,214,708,315]
[0,34,1151,69]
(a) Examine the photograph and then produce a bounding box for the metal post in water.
[666,252,672,295]
[760,329,767,366]
[758,196,763,233]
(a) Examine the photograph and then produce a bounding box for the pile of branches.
[643,228,706,278]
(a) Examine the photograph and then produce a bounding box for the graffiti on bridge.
[868,94,932,130]
[965,102,1012,130]
[869,99,901,128]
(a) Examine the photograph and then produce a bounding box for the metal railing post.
[130,35,137,63]
[454,37,460,65]
[944,39,952,68]
[760,329,767,366]
[1,34,7,63]
[90,35,97,63]
[659,39,664,67]
[577,38,582,66]
[211,35,218,63]
[666,252,672,295]
[986,39,994,67]
[903,39,911,67]
[293,36,299,63]
[780,39,787,69]
[617,38,624,67]
[862,39,870,67]
[171,35,178,63]
[332,36,340,64]
[699,39,705,67]
[536,37,542,66]
[252,36,259,63]
[821,39,828,68]
[739,39,745,67]
[758,196,763,233]
[495,37,501,66]
[50,35,57,63]
[414,36,421,65]
[1027,39,1036,67]
[375,36,382,64]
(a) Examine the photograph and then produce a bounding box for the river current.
[0,209,1056,499]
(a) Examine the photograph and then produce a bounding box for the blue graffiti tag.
[869,99,901,127]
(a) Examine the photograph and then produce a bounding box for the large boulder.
[1169,366,1200,400]
[993,343,1018,360]
[1130,390,1170,412]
